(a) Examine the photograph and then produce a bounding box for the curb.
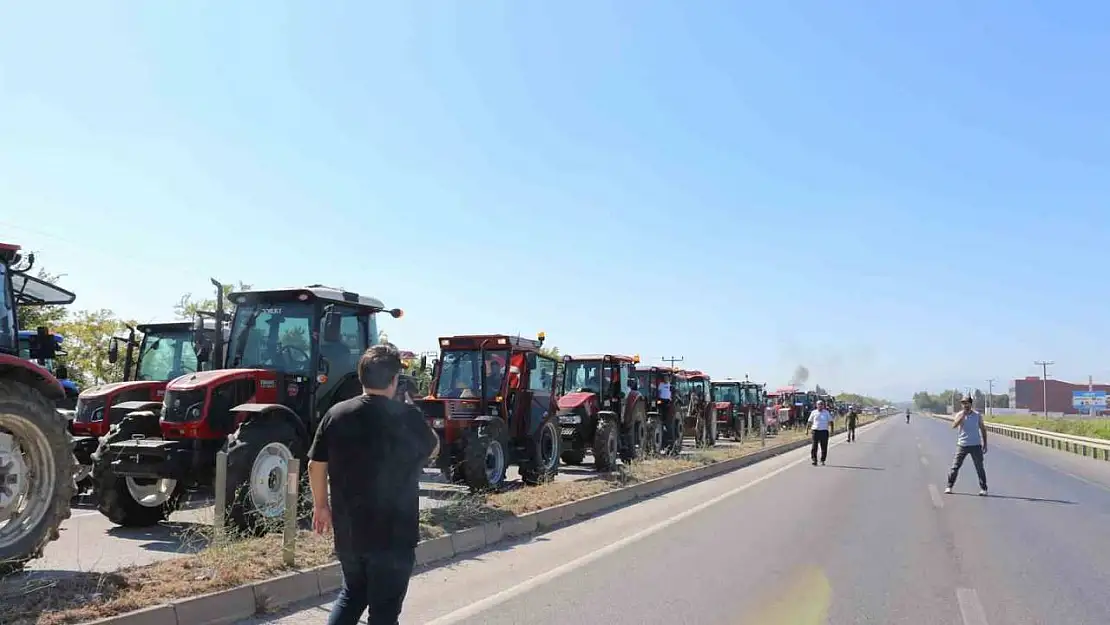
[928,413,1110,461]
[87,418,884,625]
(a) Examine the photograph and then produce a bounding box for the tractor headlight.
[559,414,582,425]
[432,418,446,429]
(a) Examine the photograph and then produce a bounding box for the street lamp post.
[986,379,995,420]
[1034,360,1054,417]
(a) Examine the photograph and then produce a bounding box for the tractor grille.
[161,388,207,423]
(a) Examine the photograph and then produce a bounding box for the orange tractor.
[711,377,766,441]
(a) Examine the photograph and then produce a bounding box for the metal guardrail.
[930,413,1110,461]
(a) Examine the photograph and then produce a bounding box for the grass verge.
[988,416,1110,441]
[0,422,856,625]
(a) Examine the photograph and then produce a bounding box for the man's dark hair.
[358,343,403,390]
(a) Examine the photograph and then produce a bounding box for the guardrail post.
[283,458,300,567]
[213,450,227,542]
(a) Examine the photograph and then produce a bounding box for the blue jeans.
[328,549,416,625]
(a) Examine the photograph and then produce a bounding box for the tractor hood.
[415,397,482,419]
[713,401,733,411]
[557,391,597,412]
[79,379,166,399]
[168,368,266,391]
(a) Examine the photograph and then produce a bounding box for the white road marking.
[928,484,945,508]
[920,456,929,467]
[423,449,820,624]
[956,587,989,625]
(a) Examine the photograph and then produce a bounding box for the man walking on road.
[946,395,988,496]
[809,399,834,465]
[308,344,440,625]
[846,405,859,442]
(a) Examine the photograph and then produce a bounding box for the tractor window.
[619,363,632,397]
[228,302,314,374]
[318,306,363,377]
[0,263,12,353]
[712,384,740,403]
[136,329,199,381]
[562,360,602,394]
[530,355,557,393]
[435,349,508,399]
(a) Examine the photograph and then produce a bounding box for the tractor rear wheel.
[521,417,560,485]
[225,418,307,536]
[593,419,619,472]
[0,380,75,575]
[462,417,509,491]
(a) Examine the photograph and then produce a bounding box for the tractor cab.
[418,333,561,491]
[94,284,403,531]
[0,242,77,573]
[711,378,754,441]
[555,353,646,470]
[682,370,717,447]
[633,365,685,454]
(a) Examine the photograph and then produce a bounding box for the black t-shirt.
[308,393,437,554]
[847,411,858,426]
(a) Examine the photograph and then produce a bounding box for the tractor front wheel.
[0,380,76,575]
[593,419,620,472]
[521,418,560,485]
[462,417,509,492]
[225,418,306,535]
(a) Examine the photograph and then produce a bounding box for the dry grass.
[0,425,836,624]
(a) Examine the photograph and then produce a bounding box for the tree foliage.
[173,281,252,320]
[55,310,136,386]
[913,389,1009,413]
[835,392,884,407]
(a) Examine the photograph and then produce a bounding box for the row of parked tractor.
[0,240,847,576]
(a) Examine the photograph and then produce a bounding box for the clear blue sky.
[2,1,1107,400]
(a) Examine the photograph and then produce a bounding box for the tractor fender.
[0,354,64,400]
[230,402,309,448]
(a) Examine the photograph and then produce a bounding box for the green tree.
[174,280,252,320]
[538,345,561,360]
[55,309,135,386]
[837,392,884,407]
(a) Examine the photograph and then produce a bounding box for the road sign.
[1072,391,1106,410]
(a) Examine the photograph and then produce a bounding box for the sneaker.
[944,486,952,494]
[979,489,988,496]
[812,460,818,466]
[821,460,826,466]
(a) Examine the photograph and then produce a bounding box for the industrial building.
[1012,376,1110,415]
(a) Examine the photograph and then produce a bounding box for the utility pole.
[1034,360,1054,417]
[986,379,995,420]
[660,356,684,370]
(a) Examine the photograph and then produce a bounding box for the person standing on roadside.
[809,399,834,465]
[946,395,988,496]
[846,405,859,442]
[308,343,440,625]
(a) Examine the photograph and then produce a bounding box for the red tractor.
[0,243,78,573]
[70,305,226,495]
[632,365,685,455]
[556,354,648,471]
[417,333,561,491]
[711,378,766,441]
[681,370,717,447]
[92,284,403,531]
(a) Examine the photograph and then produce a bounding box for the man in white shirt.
[808,400,834,466]
[657,380,671,401]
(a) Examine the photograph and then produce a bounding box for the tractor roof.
[17,330,64,343]
[11,271,76,306]
[138,320,202,333]
[0,242,20,263]
[684,370,710,380]
[635,364,682,373]
[228,285,393,313]
[566,353,639,363]
[438,334,545,351]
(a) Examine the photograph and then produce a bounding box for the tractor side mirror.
[323,307,342,343]
[55,364,69,381]
[108,338,119,364]
[419,355,427,372]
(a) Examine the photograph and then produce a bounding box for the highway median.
[1,415,882,625]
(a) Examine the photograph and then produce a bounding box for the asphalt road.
[243,415,1110,625]
[26,437,750,576]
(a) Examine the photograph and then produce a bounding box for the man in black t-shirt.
[846,405,859,442]
[308,343,439,625]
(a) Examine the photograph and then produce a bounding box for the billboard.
[1072,391,1107,411]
